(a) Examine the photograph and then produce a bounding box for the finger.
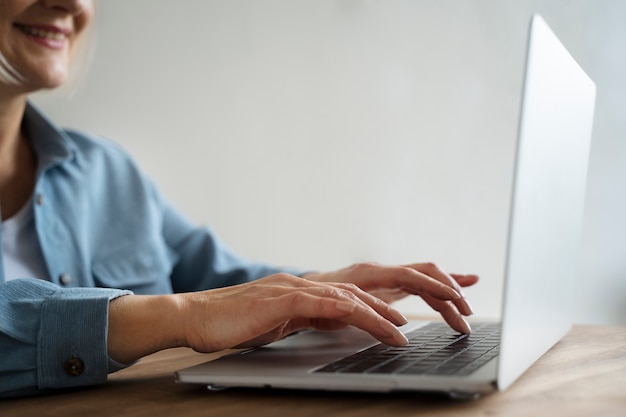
[369,288,409,304]
[451,273,480,288]
[331,283,408,326]
[353,264,464,302]
[420,294,472,334]
[270,275,409,327]
[405,262,466,294]
[403,263,474,316]
[273,291,409,346]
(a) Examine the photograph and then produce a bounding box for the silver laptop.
[176,14,596,397]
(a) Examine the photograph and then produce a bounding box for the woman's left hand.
[304,262,479,334]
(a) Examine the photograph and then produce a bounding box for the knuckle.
[349,262,378,274]
[285,290,308,309]
[420,262,439,272]
[333,288,350,299]
[328,287,357,301]
[268,272,299,284]
[276,272,297,280]
[338,282,361,293]
[393,265,416,279]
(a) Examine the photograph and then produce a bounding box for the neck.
[0,92,28,159]
[0,92,36,221]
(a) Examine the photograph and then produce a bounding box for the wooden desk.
[2,325,625,417]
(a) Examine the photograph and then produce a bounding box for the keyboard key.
[315,322,501,376]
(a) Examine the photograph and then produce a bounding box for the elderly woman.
[0,0,477,397]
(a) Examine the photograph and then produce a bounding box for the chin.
[23,70,69,91]
[42,78,68,90]
[42,67,70,86]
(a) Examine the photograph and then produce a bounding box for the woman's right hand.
[107,273,411,364]
[179,273,413,352]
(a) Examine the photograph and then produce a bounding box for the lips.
[14,23,70,44]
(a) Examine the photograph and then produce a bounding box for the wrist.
[107,294,185,363]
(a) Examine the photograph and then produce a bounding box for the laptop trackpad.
[185,321,426,376]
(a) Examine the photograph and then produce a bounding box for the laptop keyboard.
[314,322,500,376]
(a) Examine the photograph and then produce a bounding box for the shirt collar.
[23,101,82,170]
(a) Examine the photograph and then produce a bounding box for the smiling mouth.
[14,23,68,41]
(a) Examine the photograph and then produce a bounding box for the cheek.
[71,7,95,56]
[76,1,96,33]
[0,18,15,51]
[0,1,20,17]
[18,51,73,89]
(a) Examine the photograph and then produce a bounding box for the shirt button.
[59,273,72,286]
[36,194,44,205]
[64,357,85,376]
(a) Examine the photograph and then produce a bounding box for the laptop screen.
[497,14,596,390]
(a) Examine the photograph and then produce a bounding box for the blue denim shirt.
[0,103,300,397]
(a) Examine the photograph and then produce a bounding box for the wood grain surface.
[2,325,625,417]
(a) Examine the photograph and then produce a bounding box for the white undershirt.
[1,198,50,281]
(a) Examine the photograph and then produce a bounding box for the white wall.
[32,0,626,325]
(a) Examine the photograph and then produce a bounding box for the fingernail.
[460,297,474,316]
[379,318,408,345]
[389,308,409,325]
[457,316,472,334]
[383,325,409,345]
[379,317,396,334]
[443,286,462,300]
[395,331,409,345]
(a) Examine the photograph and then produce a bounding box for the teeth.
[19,25,67,41]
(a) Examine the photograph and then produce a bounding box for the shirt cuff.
[37,288,132,389]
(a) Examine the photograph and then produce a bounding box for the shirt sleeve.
[0,279,132,398]
[156,188,307,293]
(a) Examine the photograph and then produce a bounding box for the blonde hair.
[0,50,26,85]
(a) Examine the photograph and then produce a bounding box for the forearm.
[107,294,186,364]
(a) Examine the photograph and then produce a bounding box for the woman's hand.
[107,266,476,364]
[108,273,407,363]
[178,274,411,353]
[304,262,479,334]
